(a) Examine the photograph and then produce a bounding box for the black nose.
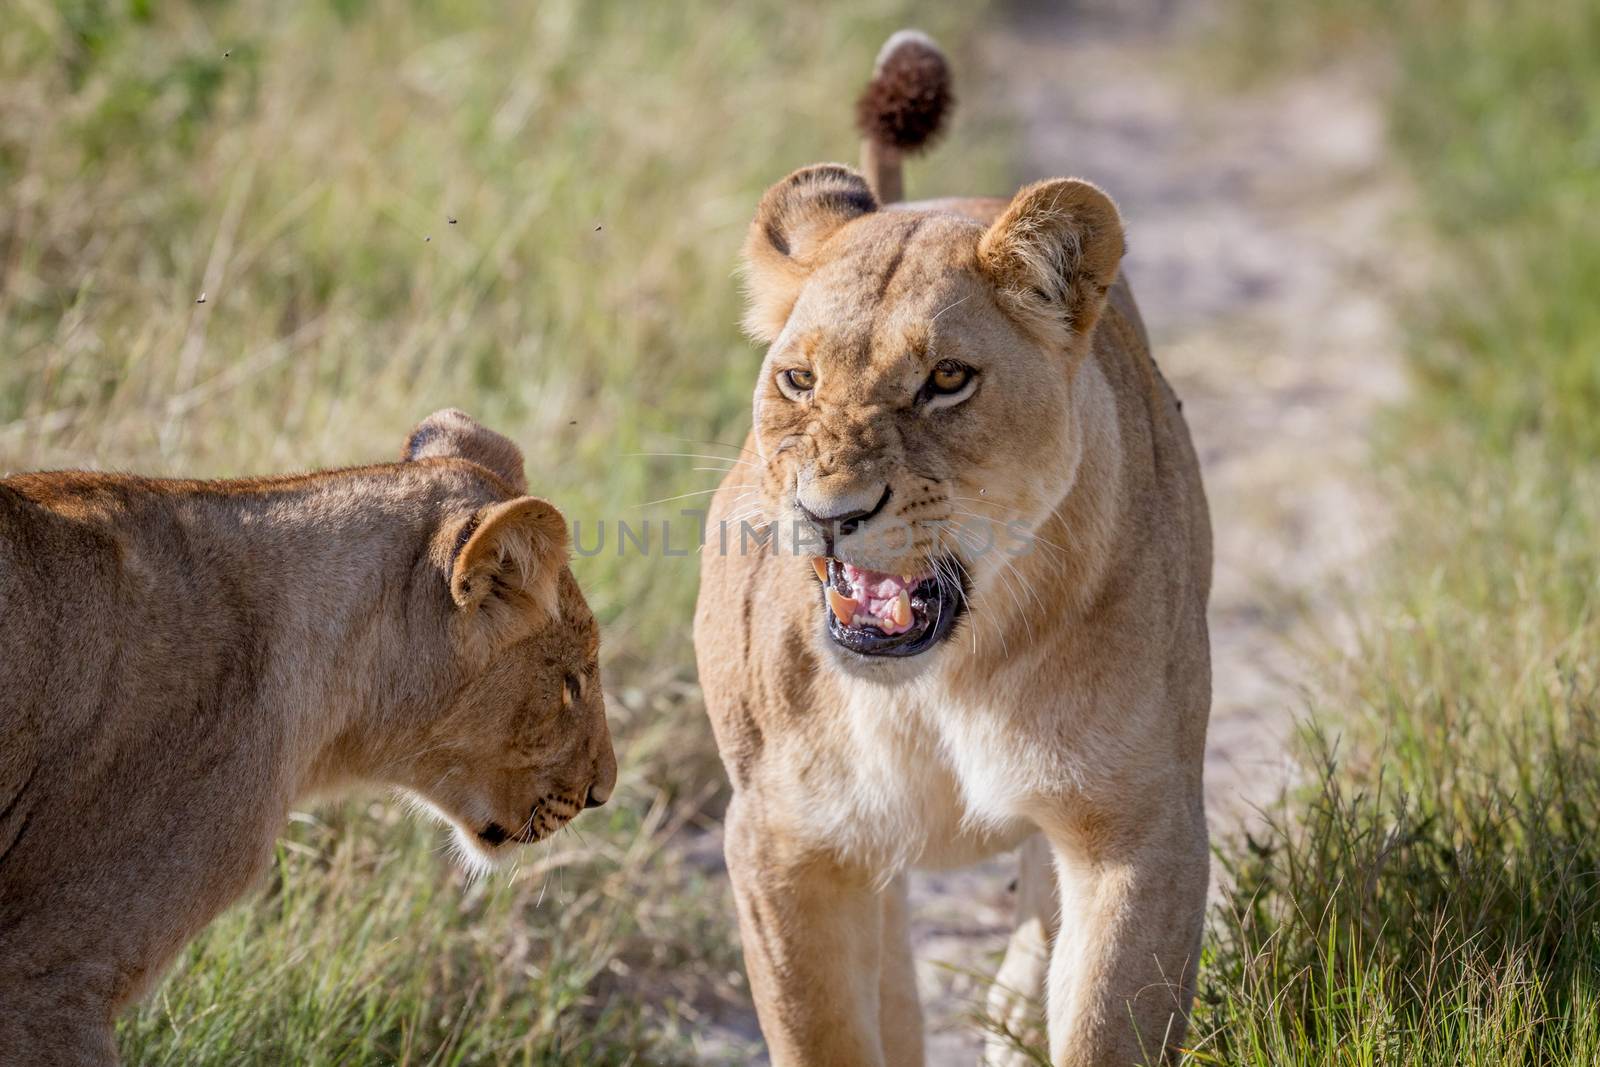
[584,785,609,809]
[795,485,892,540]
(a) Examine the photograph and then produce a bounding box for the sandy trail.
[908,2,1404,1061]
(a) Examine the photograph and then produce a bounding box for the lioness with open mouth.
[695,32,1211,1067]
[0,410,615,1066]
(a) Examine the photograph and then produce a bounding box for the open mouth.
[812,556,966,657]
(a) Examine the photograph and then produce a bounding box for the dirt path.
[908,2,1405,1062]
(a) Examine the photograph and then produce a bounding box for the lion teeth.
[811,556,828,583]
[891,589,912,628]
[827,586,858,625]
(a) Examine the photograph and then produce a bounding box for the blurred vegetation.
[0,0,1004,1061]
[1173,1,1600,1063]
[0,0,1007,672]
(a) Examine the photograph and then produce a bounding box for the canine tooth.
[827,587,858,625]
[891,589,912,628]
[811,556,828,583]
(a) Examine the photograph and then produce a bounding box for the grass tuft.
[1176,2,1600,1063]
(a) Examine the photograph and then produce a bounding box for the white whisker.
[930,293,972,323]
[633,486,728,509]
[673,436,763,460]
[624,450,758,470]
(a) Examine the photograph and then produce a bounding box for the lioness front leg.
[879,874,926,1067]
[984,834,1057,1067]
[1042,801,1208,1066]
[723,797,889,1066]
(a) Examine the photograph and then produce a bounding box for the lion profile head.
[382,410,616,865]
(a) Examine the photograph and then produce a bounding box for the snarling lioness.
[695,32,1211,1067]
[0,410,616,1066]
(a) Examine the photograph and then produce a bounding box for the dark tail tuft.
[855,30,953,155]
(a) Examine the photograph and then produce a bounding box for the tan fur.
[0,410,616,1066]
[695,42,1211,1066]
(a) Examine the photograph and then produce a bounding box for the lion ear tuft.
[741,164,878,343]
[404,409,528,494]
[448,497,569,635]
[977,178,1125,351]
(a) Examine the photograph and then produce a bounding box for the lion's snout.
[794,481,892,549]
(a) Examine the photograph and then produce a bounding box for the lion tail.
[855,30,953,205]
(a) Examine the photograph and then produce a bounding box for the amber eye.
[563,674,581,707]
[928,360,974,395]
[779,367,816,395]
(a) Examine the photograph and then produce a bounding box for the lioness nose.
[584,783,611,809]
[795,484,892,538]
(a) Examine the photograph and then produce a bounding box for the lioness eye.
[927,360,974,396]
[563,674,581,706]
[779,367,816,395]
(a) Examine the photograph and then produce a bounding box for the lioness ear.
[404,408,528,494]
[741,164,878,342]
[977,179,1125,351]
[448,496,569,627]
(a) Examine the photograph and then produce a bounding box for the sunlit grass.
[992,1,1600,1061]
[0,0,1007,670]
[0,0,1003,1060]
[17,0,1597,1060]
[1171,2,1600,1063]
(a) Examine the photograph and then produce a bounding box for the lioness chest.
[756,663,1072,873]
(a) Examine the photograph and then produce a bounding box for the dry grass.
[0,0,1005,1061]
[27,1,1599,1062]
[982,3,1600,1062]
[1175,3,1600,1063]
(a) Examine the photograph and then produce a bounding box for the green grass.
[0,0,1006,672]
[0,0,1005,1061]
[1168,2,1600,1063]
[114,732,745,1065]
[119,808,695,1066]
[975,3,1600,1060]
[12,0,1598,1061]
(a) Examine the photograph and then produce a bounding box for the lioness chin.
[694,32,1211,1067]
[0,410,616,1066]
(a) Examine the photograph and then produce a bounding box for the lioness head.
[391,410,616,864]
[740,166,1123,670]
